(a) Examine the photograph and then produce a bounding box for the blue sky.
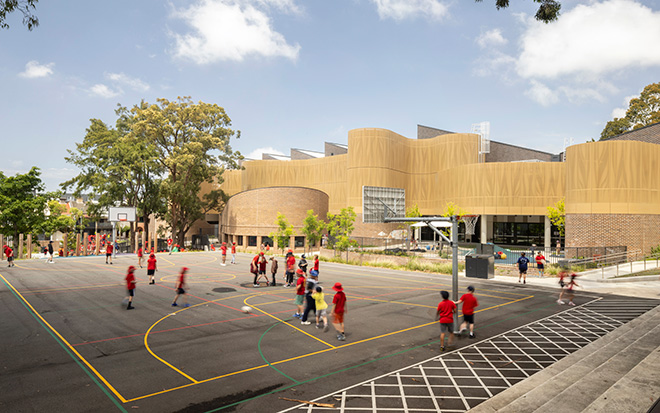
[2,0,659,190]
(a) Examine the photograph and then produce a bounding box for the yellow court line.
[143,310,200,384]
[245,295,336,349]
[0,274,129,403]
[125,293,535,402]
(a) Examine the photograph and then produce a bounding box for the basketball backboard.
[108,207,137,223]
[362,186,405,223]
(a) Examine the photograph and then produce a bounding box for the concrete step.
[533,323,660,412]
[582,346,660,413]
[469,304,660,413]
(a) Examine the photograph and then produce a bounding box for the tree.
[301,209,326,253]
[130,97,242,246]
[0,167,47,241]
[327,207,357,258]
[1,0,39,30]
[475,0,561,23]
[63,106,165,247]
[270,212,294,253]
[41,199,75,236]
[546,198,565,236]
[601,82,660,140]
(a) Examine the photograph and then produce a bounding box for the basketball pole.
[383,214,459,332]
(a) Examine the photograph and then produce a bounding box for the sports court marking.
[277,297,660,412]
[1,264,533,406]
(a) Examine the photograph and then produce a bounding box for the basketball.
[241,306,252,314]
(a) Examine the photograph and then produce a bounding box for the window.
[248,236,257,247]
[236,236,243,246]
[261,236,273,247]
[295,236,305,248]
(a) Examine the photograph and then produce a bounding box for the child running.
[125,266,136,310]
[565,274,579,306]
[147,253,157,284]
[313,285,330,332]
[172,267,190,307]
[436,290,456,351]
[517,252,529,284]
[301,281,317,325]
[455,286,478,338]
[557,269,567,304]
[331,282,347,341]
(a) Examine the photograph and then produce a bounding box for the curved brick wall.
[220,186,329,245]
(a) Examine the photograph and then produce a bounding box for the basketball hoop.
[460,215,479,236]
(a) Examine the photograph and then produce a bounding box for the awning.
[410,221,452,228]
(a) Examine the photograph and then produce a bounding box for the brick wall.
[486,141,554,163]
[566,213,660,256]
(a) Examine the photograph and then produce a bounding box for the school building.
[189,122,660,256]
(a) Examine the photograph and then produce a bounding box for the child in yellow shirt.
[312,286,329,332]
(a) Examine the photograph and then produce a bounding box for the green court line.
[0,276,128,413]
[257,318,301,385]
[203,299,560,412]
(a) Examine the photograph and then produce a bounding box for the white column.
[480,215,488,244]
[544,216,551,251]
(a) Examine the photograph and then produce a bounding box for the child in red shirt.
[172,267,190,307]
[455,286,479,338]
[147,253,157,284]
[4,245,14,267]
[535,252,546,277]
[293,269,306,317]
[231,242,237,264]
[436,290,456,351]
[125,266,136,310]
[310,254,320,281]
[220,242,227,266]
[105,242,114,264]
[331,282,347,341]
[137,245,144,268]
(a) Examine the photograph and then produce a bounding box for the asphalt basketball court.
[0,251,642,412]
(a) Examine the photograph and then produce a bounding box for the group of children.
[122,259,189,310]
[247,250,320,288]
[436,286,479,351]
[516,251,548,283]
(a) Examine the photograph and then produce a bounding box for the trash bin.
[466,254,494,279]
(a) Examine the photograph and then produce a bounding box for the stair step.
[582,346,660,412]
[535,321,660,412]
[468,305,660,413]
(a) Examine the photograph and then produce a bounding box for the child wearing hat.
[147,253,157,284]
[331,282,347,341]
[220,242,227,266]
[231,241,237,264]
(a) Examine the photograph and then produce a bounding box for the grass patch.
[321,253,462,275]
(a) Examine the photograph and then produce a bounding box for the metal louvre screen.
[362,186,405,223]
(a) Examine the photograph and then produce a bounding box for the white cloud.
[478,0,660,106]
[169,0,301,63]
[476,28,507,49]
[246,146,285,159]
[89,84,121,99]
[525,80,559,106]
[19,60,54,78]
[516,0,660,79]
[371,0,448,21]
[611,94,637,118]
[107,73,150,92]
